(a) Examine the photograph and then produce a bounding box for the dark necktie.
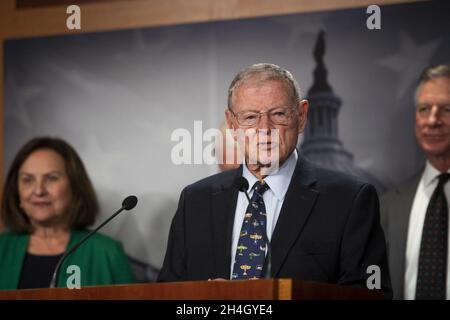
[416,172,450,300]
[232,180,269,280]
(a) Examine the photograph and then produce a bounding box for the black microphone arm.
[49,195,138,288]
[234,177,272,279]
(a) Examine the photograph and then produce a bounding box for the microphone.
[49,195,138,288]
[234,177,272,279]
[234,176,251,203]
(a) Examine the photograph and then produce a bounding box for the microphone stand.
[49,195,137,288]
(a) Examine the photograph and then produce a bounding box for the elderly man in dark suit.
[158,63,390,294]
[381,64,450,300]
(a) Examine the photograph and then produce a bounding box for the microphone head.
[235,176,249,192]
[122,195,138,210]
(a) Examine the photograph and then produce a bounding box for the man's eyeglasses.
[416,104,450,118]
[229,106,297,127]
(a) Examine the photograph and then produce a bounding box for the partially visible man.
[159,63,390,295]
[381,64,450,300]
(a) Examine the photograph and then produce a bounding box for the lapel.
[389,174,421,298]
[211,167,241,278]
[270,156,319,276]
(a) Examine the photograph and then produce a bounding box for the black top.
[18,252,63,289]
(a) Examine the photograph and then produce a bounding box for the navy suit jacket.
[158,156,391,294]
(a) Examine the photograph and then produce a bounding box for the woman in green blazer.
[0,137,135,290]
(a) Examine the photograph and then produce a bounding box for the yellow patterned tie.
[232,180,269,280]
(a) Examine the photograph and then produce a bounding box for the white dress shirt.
[229,150,298,277]
[404,161,450,300]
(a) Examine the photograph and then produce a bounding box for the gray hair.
[415,64,450,104]
[227,63,302,109]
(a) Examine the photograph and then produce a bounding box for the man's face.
[225,80,308,171]
[415,77,450,159]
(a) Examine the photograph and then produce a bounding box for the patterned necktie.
[416,172,450,300]
[232,180,270,280]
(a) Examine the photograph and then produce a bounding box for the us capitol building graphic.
[302,31,384,192]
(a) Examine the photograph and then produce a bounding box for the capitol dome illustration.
[302,30,384,192]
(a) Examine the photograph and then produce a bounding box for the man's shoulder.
[302,159,371,193]
[381,173,422,201]
[183,167,240,194]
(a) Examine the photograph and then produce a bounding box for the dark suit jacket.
[380,174,421,300]
[158,156,391,294]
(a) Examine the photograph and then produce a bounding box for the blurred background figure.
[381,64,450,300]
[0,137,136,289]
[215,122,243,172]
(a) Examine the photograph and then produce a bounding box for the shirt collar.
[422,161,450,187]
[242,149,298,201]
